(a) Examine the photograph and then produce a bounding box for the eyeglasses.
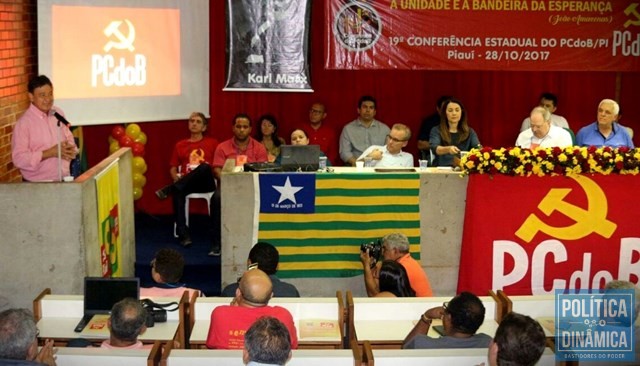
[442,302,449,313]
[309,109,324,114]
[35,328,40,339]
[387,135,407,143]
[150,259,156,268]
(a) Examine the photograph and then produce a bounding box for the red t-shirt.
[205,305,298,349]
[169,137,218,174]
[212,138,268,168]
[306,123,338,165]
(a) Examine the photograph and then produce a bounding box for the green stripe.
[314,205,419,213]
[278,269,363,278]
[316,188,419,196]
[259,220,420,231]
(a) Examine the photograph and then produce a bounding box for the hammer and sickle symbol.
[515,175,617,243]
[624,4,640,28]
[103,19,136,52]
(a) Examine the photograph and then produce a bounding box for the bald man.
[205,269,298,349]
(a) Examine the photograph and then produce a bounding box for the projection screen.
[37,0,209,126]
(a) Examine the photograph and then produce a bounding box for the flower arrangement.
[461,146,640,176]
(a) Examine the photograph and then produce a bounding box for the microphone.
[53,111,71,126]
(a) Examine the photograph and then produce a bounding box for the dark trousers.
[171,164,216,232]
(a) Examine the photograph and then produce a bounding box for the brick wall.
[0,0,37,182]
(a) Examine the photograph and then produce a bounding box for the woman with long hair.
[377,260,416,298]
[429,98,481,167]
[256,114,286,163]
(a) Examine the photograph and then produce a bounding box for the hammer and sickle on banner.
[103,19,136,52]
[515,175,617,243]
[624,3,640,28]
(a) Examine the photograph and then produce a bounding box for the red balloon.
[111,125,126,140]
[132,142,145,157]
[119,135,134,148]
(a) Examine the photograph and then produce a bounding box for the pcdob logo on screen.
[92,19,147,87]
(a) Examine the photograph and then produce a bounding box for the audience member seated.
[0,308,56,366]
[141,248,202,298]
[221,242,300,297]
[356,123,414,167]
[402,292,491,349]
[339,95,390,166]
[210,113,268,256]
[417,95,452,160]
[520,92,569,132]
[206,268,298,349]
[256,114,286,163]
[303,102,338,165]
[515,106,573,149]
[290,129,331,166]
[361,232,432,297]
[429,98,481,167]
[101,298,151,349]
[155,112,218,247]
[487,312,546,366]
[243,316,292,366]
[364,259,415,298]
[576,99,634,148]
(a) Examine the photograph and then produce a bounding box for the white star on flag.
[272,177,303,204]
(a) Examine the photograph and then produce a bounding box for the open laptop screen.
[280,145,320,171]
[84,277,140,314]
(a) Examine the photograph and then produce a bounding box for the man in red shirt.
[303,102,338,165]
[205,268,298,349]
[209,113,268,256]
[155,112,218,247]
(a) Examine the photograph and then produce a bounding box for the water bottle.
[70,156,81,178]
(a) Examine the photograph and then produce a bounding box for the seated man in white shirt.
[520,92,569,132]
[515,107,573,149]
[356,123,414,167]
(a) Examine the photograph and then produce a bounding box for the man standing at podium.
[12,75,78,182]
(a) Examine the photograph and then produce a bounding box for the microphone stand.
[57,118,62,182]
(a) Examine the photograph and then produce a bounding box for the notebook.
[74,277,140,332]
[280,145,321,172]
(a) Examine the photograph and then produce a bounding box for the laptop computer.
[280,145,321,172]
[74,277,140,332]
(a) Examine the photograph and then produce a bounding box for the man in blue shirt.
[576,99,634,148]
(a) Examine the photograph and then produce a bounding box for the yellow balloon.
[108,136,116,144]
[134,131,148,145]
[126,123,141,139]
[132,172,147,188]
[133,187,143,200]
[109,141,120,154]
[132,156,147,174]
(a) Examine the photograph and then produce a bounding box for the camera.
[144,308,167,328]
[360,239,382,268]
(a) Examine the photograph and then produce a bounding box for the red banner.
[324,0,640,71]
[457,174,640,295]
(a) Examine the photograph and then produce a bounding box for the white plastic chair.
[173,191,215,237]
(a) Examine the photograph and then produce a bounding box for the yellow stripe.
[317,195,418,205]
[259,212,419,223]
[259,228,421,240]
[276,244,422,255]
[279,261,363,271]
[317,179,419,190]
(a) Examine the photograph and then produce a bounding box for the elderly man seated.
[402,292,492,349]
[0,308,56,366]
[356,123,414,167]
[576,99,634,148]
[515,106,573,149]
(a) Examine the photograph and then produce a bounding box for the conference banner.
[325,0,640,71]
[225,0,313,91]
[457,174,640,295]
[257,173,420,278]
[95,161,122,278]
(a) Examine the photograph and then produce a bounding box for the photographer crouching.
[359,232,433,297]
